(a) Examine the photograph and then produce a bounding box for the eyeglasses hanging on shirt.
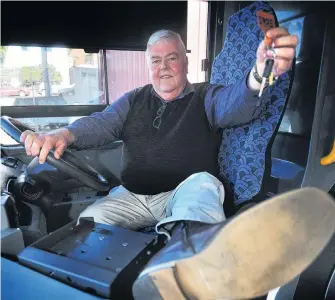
[153,103,167,130]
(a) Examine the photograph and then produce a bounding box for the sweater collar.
[151,81,195,103]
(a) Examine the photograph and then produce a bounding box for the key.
[256,11,277,98]
[258,57,275,98]
[258,35,276,98]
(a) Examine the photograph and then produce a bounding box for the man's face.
[147,39,188,101]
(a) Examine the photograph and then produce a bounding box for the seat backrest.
[210,1,294,212]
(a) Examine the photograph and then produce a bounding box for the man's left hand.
[256,27,299,78]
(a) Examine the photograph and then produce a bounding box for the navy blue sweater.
[67,73,259,194]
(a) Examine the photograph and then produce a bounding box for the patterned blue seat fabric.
[210,1,294,211]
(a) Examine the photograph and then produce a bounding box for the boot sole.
[133,187,335,300]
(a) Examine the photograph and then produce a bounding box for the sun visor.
[1,1,187,50]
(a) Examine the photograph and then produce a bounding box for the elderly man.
[21,28,298,228]
[20,28,330,299]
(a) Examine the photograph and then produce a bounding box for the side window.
[1,46,105,106]
[278,16,305,134]
[278,14,324,137]
[271,11,325,170]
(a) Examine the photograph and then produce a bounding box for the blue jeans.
[78,172,226,235]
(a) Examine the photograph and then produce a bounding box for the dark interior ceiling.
[1,1,188,50]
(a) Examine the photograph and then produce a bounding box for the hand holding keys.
[255,11,298,98]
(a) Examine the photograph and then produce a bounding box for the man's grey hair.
[146,29,187,62]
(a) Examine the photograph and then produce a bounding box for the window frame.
[1,104,107,119]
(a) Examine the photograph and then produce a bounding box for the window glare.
[0,116,84,145]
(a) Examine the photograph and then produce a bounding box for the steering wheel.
[1,116,110,192]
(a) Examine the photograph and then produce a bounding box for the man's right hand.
[20,128,75,164]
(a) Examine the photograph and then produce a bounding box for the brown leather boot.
[132,187,335,300]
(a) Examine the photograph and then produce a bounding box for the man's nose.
[160,60,167,69]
